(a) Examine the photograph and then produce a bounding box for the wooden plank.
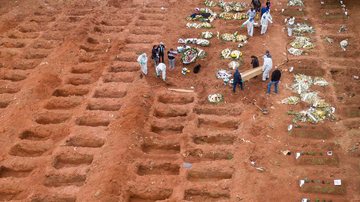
[168,88,194,93]
[241,66,263,81]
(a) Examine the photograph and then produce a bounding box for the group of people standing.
[137,42,179,81]
[233,0,281,95]
[232,50,281,94]
[138,0,281,94]
[242,0,273,36]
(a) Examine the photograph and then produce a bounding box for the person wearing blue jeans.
[267,68,281,94]
[233,68,244,93]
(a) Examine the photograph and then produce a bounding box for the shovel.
[253,101,269,115]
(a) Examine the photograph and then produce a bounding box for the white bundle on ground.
[178,38,210,46]
[204,0,217,7]
[313,77,329,86]
[219,1,247,12]
[288,0,304,6]
[228,61,240,69]
[201,31,213,39]
[288,74,335,124]
[208,93,224,103]
[281,96,301,105]
[293,23,315,34]
[288,47,303,56]
[221,48,242,59]
[291,74,313,94]
[290,37,315,49]
[340,39,348,51]
[300,92,321,104]
[186,22,212,29]
[216,69,231,79]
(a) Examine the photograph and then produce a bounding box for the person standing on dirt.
[265,50,272,58]
[247,8,256,20]
[241,17,254,37]
[261,6,269,17]
[262,51,273,81]
[266,0,271,9]
[251,55,259,68]
[137,53,148,75]
[267,67,281,94]
[156,62,167,81]
[151,45,159,67]
[167,48,178,70]
[233,67,244,93]
[260,10,273,35]
[158,42,166,63]
[251,0,261,12]
[286,16,295,37]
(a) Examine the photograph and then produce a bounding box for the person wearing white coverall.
[156,63,166,81]
[241,18,254,37]
[262,55,273,81]
[286,16,295,37]
[260,11,273,34]
[137,53,148,75]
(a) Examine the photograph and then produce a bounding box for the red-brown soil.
[0,0,359,201]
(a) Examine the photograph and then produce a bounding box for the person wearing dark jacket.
[251,0,261,12]
[233,68,244,93]
[266,0,271,9]
[158,42,165,63]
[151,45,159,67]
[251,55,259,68]
[267,67,281,94]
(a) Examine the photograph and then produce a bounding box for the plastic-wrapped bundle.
[186,22,212,29]
[221,49,242,60]
[293,23,315,34]
[290,37,314,49]
[178,38,210,47]
[291,74,313,94]
[281,96,301,105]
[288,47,303,56]
[288,0,304,6]
[208,93,224,103]
[313,77,329,86]
[201,31,213,39]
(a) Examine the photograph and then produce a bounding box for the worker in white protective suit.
[262,54,273,81]
[137,53,148,75]
[156,63,166,81]
[241,17,254,37]
[286,16,295,37]
[260,11,273,35]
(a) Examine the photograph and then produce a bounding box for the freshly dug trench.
[52,87,89,97]
[128,189,172,202]
[141,142,180,154]
[65,135,105,148]
[137,163,179,176]
[93,89,127,98]
[53,151,93,169]
[197,118,238,130]
[44,97,82,110]
[158,94,194,104]
[9,141,50,157]
[184,189,230,202]
[75,116,111,127]
[0,166,32,178]
[192,135,235,145]
[34,112,71,124]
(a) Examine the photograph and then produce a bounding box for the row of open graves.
[284,0,359,201]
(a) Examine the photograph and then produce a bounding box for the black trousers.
[159,54,165,63]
